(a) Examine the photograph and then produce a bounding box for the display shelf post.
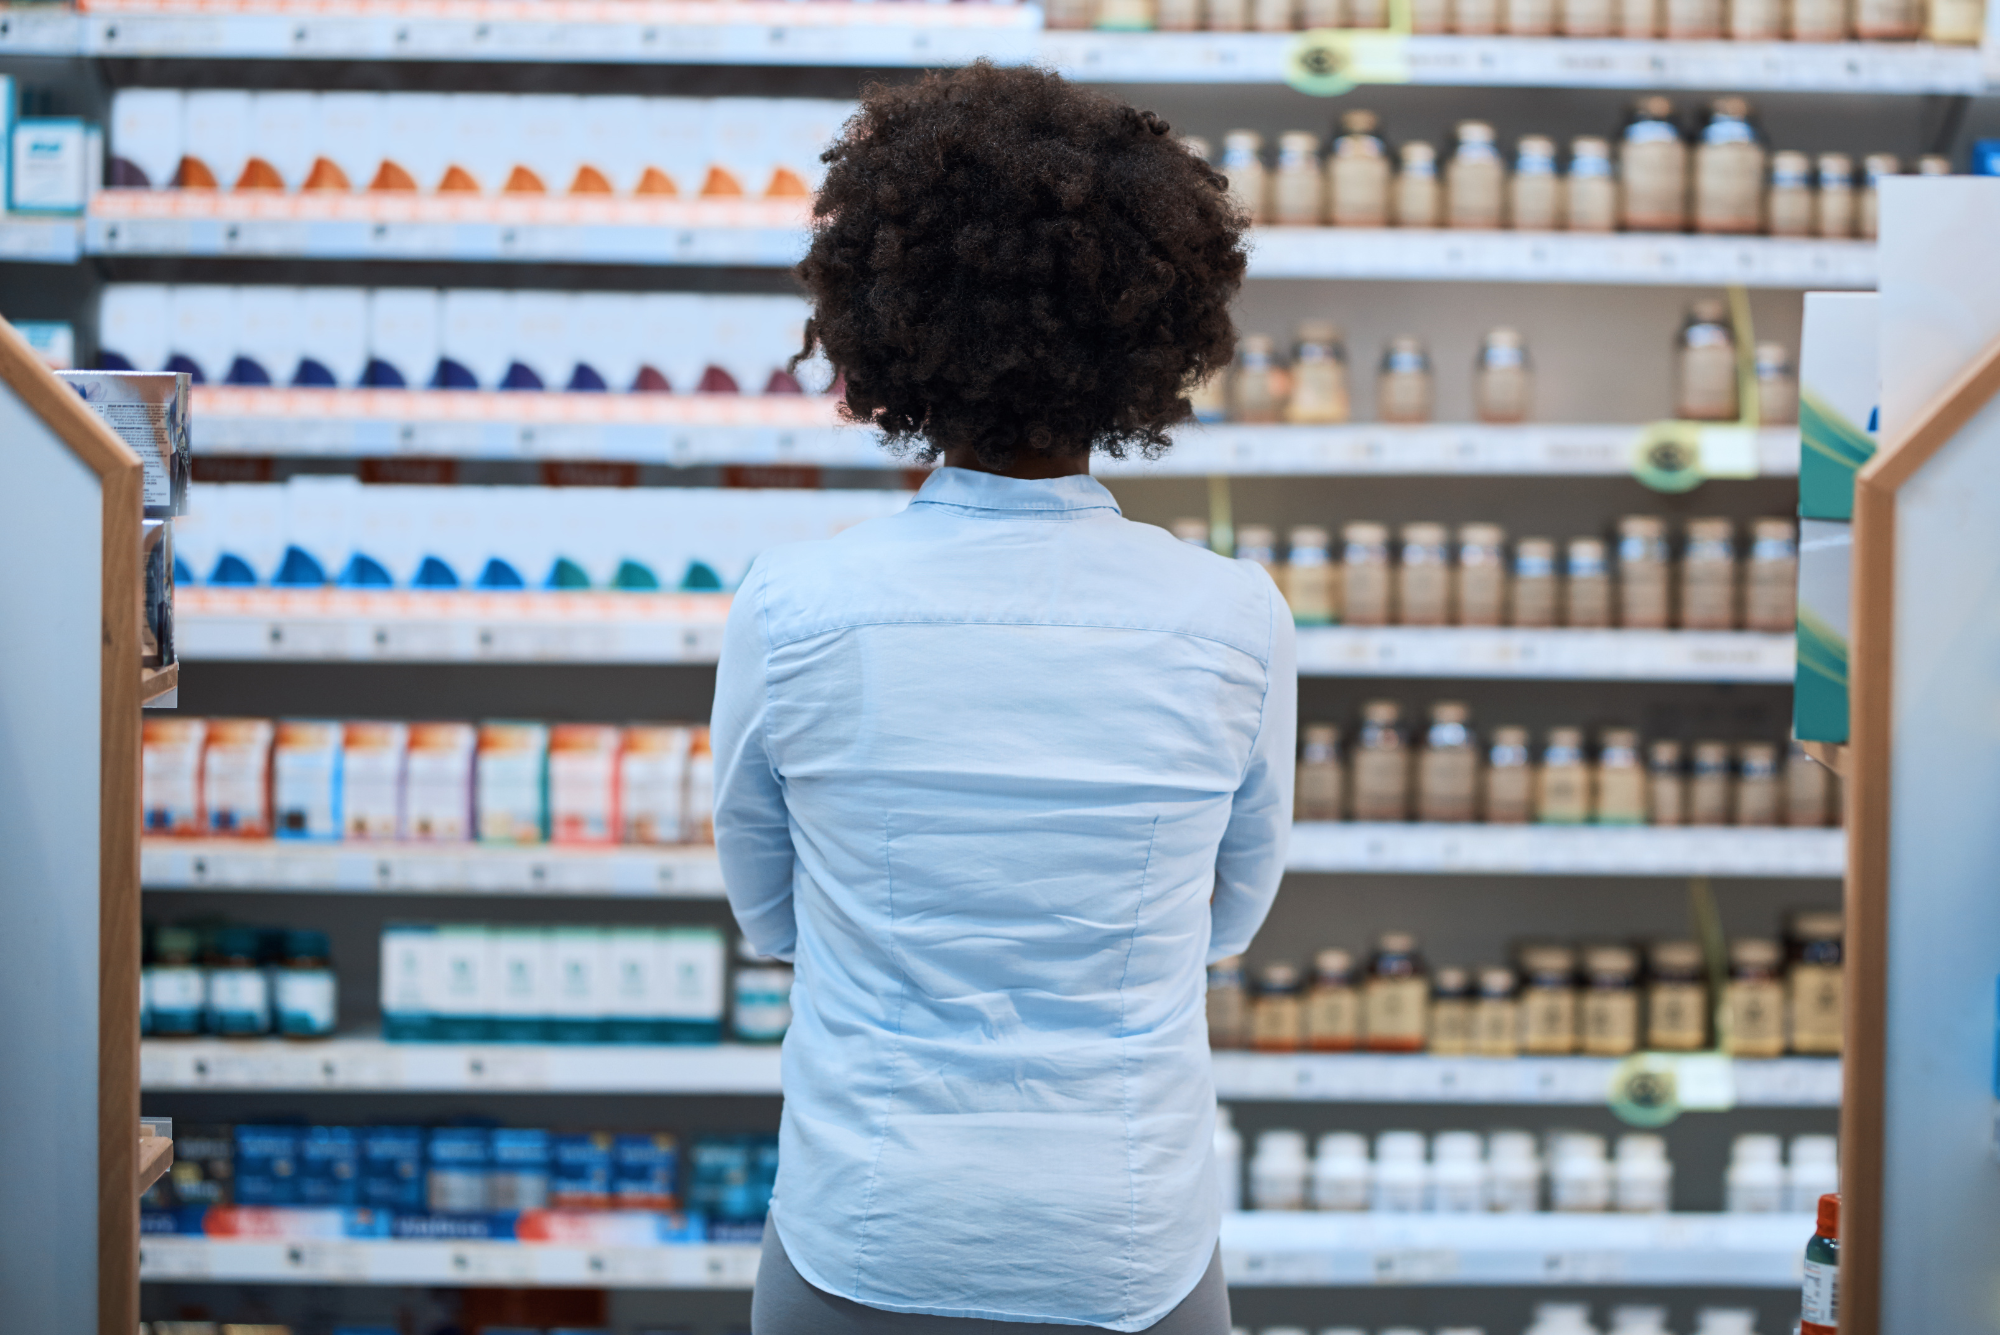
[0,320,146,1335]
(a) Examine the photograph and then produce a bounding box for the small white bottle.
[1310,1131,1372,1211]
[1371,1130,1430,1211]
[1607,1307,1672,1335]
[1692,1310,1759,1335]
[1250,1129,1310,1210]
[1214,1104,1243,1212]
[1525,1303,1603,1335]
[1486,1129,1542,1212]
[1613,1133,1673,1213]
[1724,1134,1785,1213]
[1785,1134,1839,1214]
[1431,1130,1489,1212]
[1549,1133,1612,1212]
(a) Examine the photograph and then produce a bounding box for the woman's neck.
[940,445,1091,480]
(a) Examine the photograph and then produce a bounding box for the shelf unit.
[1285,821,1843,876]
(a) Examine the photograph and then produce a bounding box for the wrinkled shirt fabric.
[711,466,1296,1331]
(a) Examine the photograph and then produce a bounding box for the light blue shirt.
[710,466,1296,1330]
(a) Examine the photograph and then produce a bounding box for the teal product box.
[1798,291,1880,522]
[1795,518,1853,743]
[10,118,98,215]
[379,922,435,1042]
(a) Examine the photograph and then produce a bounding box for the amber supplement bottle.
[1252,961,1307,1051]
[1474,966,1521,1056]
[1646,940,1708,1051]
[1208,0,1251,31]
[1509,136,1561,230]
[1300,0,1344,25]
[1519,946,1580,1054]
[1297,724,1346,821]
[1727,0,1782,36]
[1564,137,1618,232]
[1593,727,1646,825]
[1305,948,1363,1050]
[1814,153,1855,240]
[1615,516,1672,631]
[1455,523,1508,627]
[1788,0,1848,38]
[1620,97,1688,233]
[1854,0,1919,40]
[1353,699,1412,821]
[1692,97,1765,235]
[1329,112,1393,228]
[1680,518,1739,631]
[1581,945,1642,1056]
[1288,321,1352,424]
[1429,966,1476,1055]
[1394,142,1443,228]
[1474,328,1533,424]
[1156,0,1204,29]
[1689,740,1733,825]
[1446,121,1506,229]
[1417,701,1480,823]
[1859,153,1900,241]
[1616,0,1657,34]
[1377,337,1435,424]
[1725,939,1786,1057]
[1662,0,1722,36]
[1207,954,1251,1047]
[1341,521,1393,626]
[1510,537,1559,627]
[1744,518,1798,632]
[1735,742,1782,826]
[1221,131,1269,224]
[1231,334,1288,424]
[1484,725,1535,823]
[1410,0,1451,29]
[1677,299,1739,422]
[1785,740,1832,828]
[1236,523,1278,578]
[1537,727,1591,824]
[1364,931,1430,1052]
[1647,739,1686,826]
[1272,132,1327,226]
[1286,525,1337,626]
[1398,522,1452,626]
[1452,0,1501,33]
[1756,344,1798,425]
[1563,537,1612,629]
[1506,0,1558,33]
[1252,0,1298,30]
[1786,911,1844,1055]
[1766,150,1813,238]
[1557,0,1613,31]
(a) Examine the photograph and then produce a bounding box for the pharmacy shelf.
[1043,30,1988,92]
[186,389,1801,479]
[141,838,725,897]
[1293,626,1795,680]
[1288,821,1844,876]
[136,1213,1816,1288]
[174,588,730,663]
[79,193,1875,285]
[1220,1211,1814,1287]
[139,1038,785,1093]
[1209,1051,1841,1106]
[0,217,83,264]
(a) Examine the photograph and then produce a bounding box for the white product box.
[365,288,440,389]
[550,927,609,1035]
[404,721,476,841]
[637,293,712,395]
[109,88,183,190]
[504,291,570,390]
[179,90,252,190]
[575,96,647,195]
[375,92,452,193]
[772,99,855,195]
[429,925,493,1036]
[100,284,171,372]
[569,292,643,393]
[166,285,237,384]
[297,287,369,387]
[618,724,691,845]
[704,98,780,197]
[686,727,715,842]
[340,721,407,840]
[141,717,207,835]
[549,723,622,845]
[245,91,319,190]
[442,92,515,194]
[512,94,582,195]
[12,119,93,214]
[279,474,365,585]
[476,721,548,843]
[313,91,383,193]
[202,717,275,837]
[661,927,727,1022]
[437,288,512,390]
[607,927,658,1028]
[380,923,436,1038]
[703,296,764,394]
[168,481,287,586]
[490,927,552,1038]
[637,97,709,199]
[272,719,343,840]
[233,285,304,386]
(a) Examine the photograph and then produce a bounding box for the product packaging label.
[203,718,276,837]
[1802,1257,1839,1332]
[341,721,407,840]
[273,721,343,840]
[404,723,475,842]
[477,722,549,844]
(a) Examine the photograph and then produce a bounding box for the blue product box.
[612,1133,680,1210]
[299,1126,361,1207]
[360,1126,425,1211]
[426,1127,492,1213]
[549,1131,614,1210]
[389,1211,516,1240]
[489,1127,552,1211]
[233,1125,302,1206]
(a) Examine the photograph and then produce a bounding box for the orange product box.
[142,717,208,835]
[618,724,692,846]
[549,723,623,845]
[202,718,276,837]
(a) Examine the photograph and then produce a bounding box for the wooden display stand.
[1841,177,2000,1335]
[0,322,147,1333]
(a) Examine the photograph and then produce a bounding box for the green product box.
[1798,292,1880,521]
[1795,518,1852,744]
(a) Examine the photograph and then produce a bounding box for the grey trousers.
[751,1225,1232,1335]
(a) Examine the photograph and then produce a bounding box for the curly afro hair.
[794,62,1247,470]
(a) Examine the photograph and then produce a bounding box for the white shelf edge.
[1286,821,1845,877]
[0,216,84,264]
[139,1235,765,1288]
[1210,1050,1841,1105]
[1293,626,1797,681]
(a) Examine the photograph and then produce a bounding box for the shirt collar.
[910,466,1122,518]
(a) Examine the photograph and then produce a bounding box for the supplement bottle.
[1859,153,1899,240]
[1207,954,1252,1047]
[1815,153,1855,239]
[1301,0,1343,25]
[147,925,207,1038]
[1558,0,1613,31]
[1549,1133,1612,1211]
[1580,944,1641,1055]
[1724,938,1786,1057]
[1455,522,1508,626]
[1613,1134,1673,1212]
[1416,700,1480,822]
[1918,153,1953,175]
[1614,515,1672,630]
[1519,945,1580,1053]
[1249,1129,1310,1210]
[276,928,338,1039]
[1187,367,1228,424]
[1208,0,1250,31]
[1393,142,1442,227]
[1311,1131,1371,1209]
[1286,525,1337,626]
[1564,136,1617,231]
[1474,327,1533,423]
[1474,965,1521,1056]
[1252,0,1297,30]
[1691,98,1765,234]
[1445,121,1506,228]
[1483,725,1536,823]
[1487,1130,1542,1211]
[1220,131,1269,223]
[1271,131,1326,225]
[1619,97,1688,232]
[1352,699,1411,821]
[1507,0,1558,33]
[1592,727,1646,824]
[1646,940,1709,1050]
[1854,0,1919,39]
[1562,537,1612,628]
[1156,0,1202,29]
[1364,931,1430,1051]
[1789,0,1847,37]
[1376,336,1435,423]
[1743,517,1797,631]
[1305,947,1362,1050]
[1251,960,1306,1051]
[1766,150,1813,237]
[1647,739,1687,825]
[1235,523,1278,578]
[1098,0,1159,26]
[1724,1134,1785,1211]
[1453,0,1500,32]
[1787,1136,1839,1213]
[733,936,794,1043]
[1662,0,1722,32]
[1802,1192,1840,1334]
[1431,1130,1488,1210]
[1785,740,1832,827]
[1726,0,1781,37]
[1676,299,1739,422]
[1689,739,1733,824]
[1786,911,1844,1055]
[1170,517,1210,549]
[1397,522,1452,625]
[1410,0,1450,30]
[1043,0,1096,25]
[1929,0,1982,39]
[1734,741,1781,825]
[1428,965,1476,1055]
[206,925,272,1037]
[1329,111,1392,227]
[1371,1130,1430,1210]
[1287,321,1351,423]
[1680,517,1739,630]
[1616,0,1657,33]
[1341,522,1393,625]
[1755,343,1797,424]
[1510,537,1559,626]
[1214,1106,1243,1211]
[1230,333,1288,423]
[1295,723,1346,821]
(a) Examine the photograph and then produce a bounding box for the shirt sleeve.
[1209,574,1297,963]
[710,561,798,962]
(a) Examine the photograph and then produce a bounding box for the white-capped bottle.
[1250,1129,1311,1210]
[1431,1131,1489,1212]
[1394,142,1442,228]
[1311,1131,1372,1210]
[1549,1133,1612,1212]
[1446,121,1506,229]
[1725,1133,1785,1213]
[1486,1130,1543,1212]
[1509,135,1561,231]
[1371,1130,1430,1211]
[1214,1104,1244,1212]
[1221,131,1268,224]
[1785,1134,1840,1214]
[1613,1133,1673,1213]
[1564,136,1617,232]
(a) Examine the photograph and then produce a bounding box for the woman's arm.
[1209,578,1298,962]
[711,562,799,961]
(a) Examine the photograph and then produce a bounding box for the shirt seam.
[1115,815,1160,1328]
[851,808,910,1299]
[764,615,1272,664]
[1235,581,1281,792]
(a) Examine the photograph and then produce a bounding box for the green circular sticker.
[1608,1054,1684,1128]
[1632,421,1707,494]
[1286,30,1359,97]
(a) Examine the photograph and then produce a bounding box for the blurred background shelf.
[1247,228,1876,286]
[1210,1052,1840,1104]
[1285,822,1843,875]
[139,1234,765,1288]
[1292,627,1795,680]
[139,1037,787,1093]
[141,838,727,897]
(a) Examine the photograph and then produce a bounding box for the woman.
[712,62,1295,1335]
